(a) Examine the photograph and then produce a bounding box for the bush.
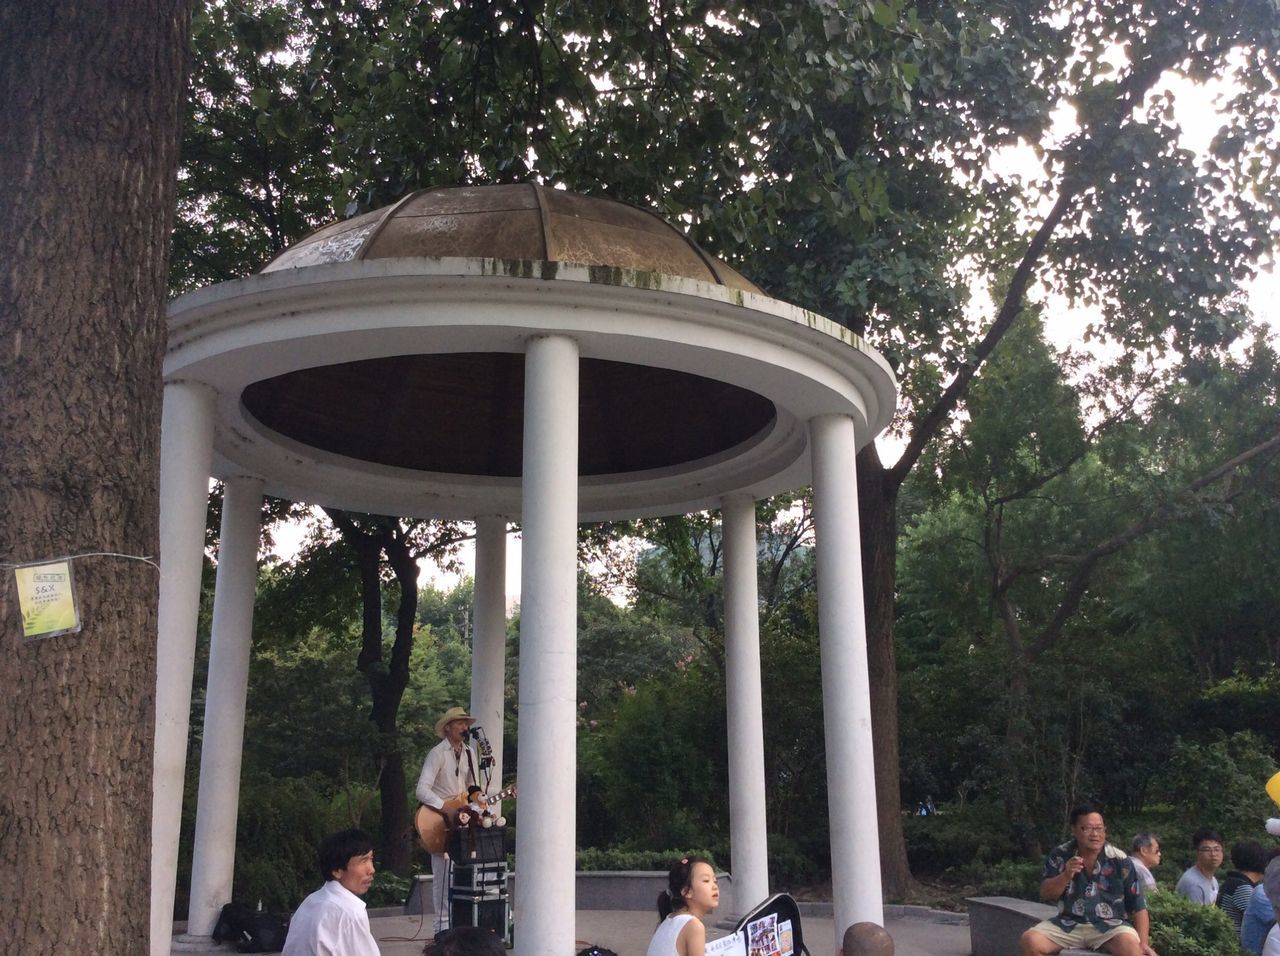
[228,772,384,911]
[903,800,1019,873]
[1146,890,1248,956]
[953,860,1042,899]
[365,869,411,908]
[1158,731,1276,843]
[764,832,822,890]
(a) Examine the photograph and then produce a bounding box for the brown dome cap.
[261,183,761,293]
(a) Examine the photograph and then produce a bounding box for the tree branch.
[1029,426,1280,654]
[886,37,1190,493]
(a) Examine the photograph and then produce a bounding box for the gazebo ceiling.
[166,184,897,520]
[242,353,776,478]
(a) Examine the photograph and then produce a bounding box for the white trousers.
[431,852,451,934]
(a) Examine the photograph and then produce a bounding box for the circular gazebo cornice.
[166,257,897,521]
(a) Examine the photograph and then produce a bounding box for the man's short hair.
[1190,828,1224,849]
[1231,840,1270,873]
[318,828,374,881]
[1131,832,1159,854]
[1068,803,1104,826]
[429,926,506,955]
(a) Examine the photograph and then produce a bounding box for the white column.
[809,414,882,944]
[152,381,217,956]
[470,515,508,798]
[721,494,770,914]
[183,477,264,939]
[513,335,579,956]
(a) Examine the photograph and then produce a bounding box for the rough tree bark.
[0,1,190,952]
[374,524,419,876]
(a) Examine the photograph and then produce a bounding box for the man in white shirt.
[416,706,480,935]
[1175,829,1223,904]
[282,828,379,956]
[1130,832,1162,892]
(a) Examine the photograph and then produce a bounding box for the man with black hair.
[1175,828,1224,904]
[1020,804,1156,956]
[282,828,379,955]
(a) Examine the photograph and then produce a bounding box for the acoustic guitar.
[414,784,516,855]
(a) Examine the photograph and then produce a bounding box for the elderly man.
[1129,833,1162,893]
[282,828,379,956]
[1020,804,1156,956]
[1175,829,1224,904]
[416,706,480,935]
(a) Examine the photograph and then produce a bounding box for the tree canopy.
[173,0,1280,898]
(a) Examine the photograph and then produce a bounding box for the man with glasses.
[1020,803,1157,955]
[1175,829,1224,904]
[1130,833,1162,893]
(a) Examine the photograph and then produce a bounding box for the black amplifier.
[449,894,511,945]
[447,825,505,863]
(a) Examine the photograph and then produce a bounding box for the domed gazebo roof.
[262,183,762,293]
[165,183,896,521]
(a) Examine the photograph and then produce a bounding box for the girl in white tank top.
[645,856,720,956]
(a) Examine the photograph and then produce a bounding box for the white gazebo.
[152,184,897,955]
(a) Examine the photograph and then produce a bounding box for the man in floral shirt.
[1020,803,1158,955]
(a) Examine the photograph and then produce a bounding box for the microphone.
[467,726,483,740]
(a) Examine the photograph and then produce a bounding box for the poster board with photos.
[731,892,806,956]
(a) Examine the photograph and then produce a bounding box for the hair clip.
[680,857,689,864]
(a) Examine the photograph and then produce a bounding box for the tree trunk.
[0,2,189,952]
[997,595,1042,859]
[857,447,912,898]
[375,527,419,876]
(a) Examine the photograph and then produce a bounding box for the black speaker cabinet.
[449,894,511,945]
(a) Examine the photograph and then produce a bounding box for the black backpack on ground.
[212,901,289,953]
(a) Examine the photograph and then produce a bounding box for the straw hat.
[435,706,476,738]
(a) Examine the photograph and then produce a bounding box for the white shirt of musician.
[415,737,478,808]
[281,879,379,956]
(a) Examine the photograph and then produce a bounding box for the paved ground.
[175,904,971,955]
[360,905,971,955]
